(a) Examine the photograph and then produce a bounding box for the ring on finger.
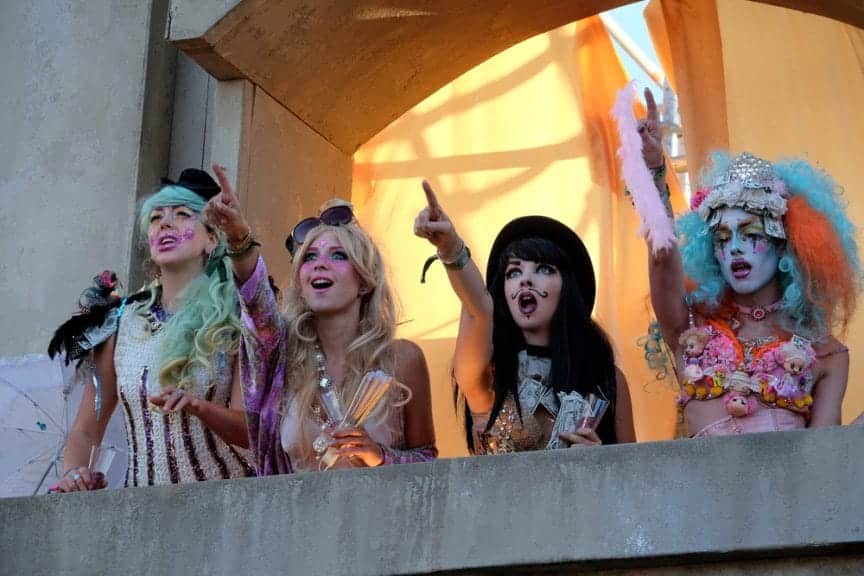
[71,472,81,481]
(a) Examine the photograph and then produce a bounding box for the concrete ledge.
[2,426,862,575]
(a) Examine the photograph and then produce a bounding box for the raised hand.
[413,180,462,261]
[639,88,665,170]
[204,164,250,243]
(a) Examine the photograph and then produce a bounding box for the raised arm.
[206,164,260,285]
[640,88,689,344]
[205,163,283,354]
[414,181,494,413]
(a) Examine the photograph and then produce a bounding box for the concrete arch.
[169,0,864,154]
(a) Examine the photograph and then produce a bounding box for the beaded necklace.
[143,299,173,334]
[311,342,343,456]
[734,299,783,322]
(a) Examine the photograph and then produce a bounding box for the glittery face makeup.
[147,205,212,266]
[298,231,363,315]
[712,207,780,295]
[503,259,562,343]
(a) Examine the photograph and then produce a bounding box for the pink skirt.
[693,407,806,437]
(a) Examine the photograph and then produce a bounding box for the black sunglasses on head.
[285,205,355,255]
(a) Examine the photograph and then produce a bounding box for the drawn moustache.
[510,287,549,300]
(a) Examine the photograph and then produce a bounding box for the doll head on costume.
[776,341,813,376]
[679,327,709,358]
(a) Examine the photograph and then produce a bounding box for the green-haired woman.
[50,169,254,491]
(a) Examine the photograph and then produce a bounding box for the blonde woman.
[206,166,436,473]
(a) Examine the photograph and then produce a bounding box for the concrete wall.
[169,0,864,156]
[166,55,353,287]
[0,0,175,355]
[241,87,353,286]
[2,426,862,575]
[167,52,215,181]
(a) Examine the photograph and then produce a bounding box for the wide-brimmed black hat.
[161,168,221,200]
[486,215,596,314]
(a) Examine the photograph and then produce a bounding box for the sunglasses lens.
[319,205,354,226]
[287,206,354,254]
[291,217,320,248]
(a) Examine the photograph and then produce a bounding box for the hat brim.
[160,173,221,201]
[486,215,596,314]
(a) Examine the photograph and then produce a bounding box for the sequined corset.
[113,305,254,486]
[472,350,592,454]
[678,320,816,415]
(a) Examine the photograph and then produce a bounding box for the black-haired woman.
[414,182,635,453]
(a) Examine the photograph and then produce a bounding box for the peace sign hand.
[413,180,462,262]
[204,164,250,243]
[639,88,665,170]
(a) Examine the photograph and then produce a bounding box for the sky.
[604,1,659,91]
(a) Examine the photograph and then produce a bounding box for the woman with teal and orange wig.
[622,88,860,438]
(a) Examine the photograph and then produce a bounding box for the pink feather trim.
[611,82,677,254]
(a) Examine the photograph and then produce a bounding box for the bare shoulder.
[390,339,430,396]
[814,334,846,355]
[391,338,427,370]
[812,334,848,373]
[94,333,117,364]
[391,339,426,364]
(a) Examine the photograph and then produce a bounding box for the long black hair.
[462,236,618,451]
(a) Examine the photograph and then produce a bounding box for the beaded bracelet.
[624,162,671,214]
[439,242,471,271]
[226,230,261,258]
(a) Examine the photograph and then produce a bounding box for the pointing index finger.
[644,88,659,124]
[212,164,238,205]
[422,179,442,220]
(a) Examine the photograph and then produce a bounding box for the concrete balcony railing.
[1,426,862,575]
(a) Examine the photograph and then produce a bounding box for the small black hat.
[161,168,221,200]
[486,215,596,314]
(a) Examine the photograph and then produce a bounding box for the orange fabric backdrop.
[648,0,864,423]
[352,16,679,456]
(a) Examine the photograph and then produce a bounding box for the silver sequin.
[114,304,251,485]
